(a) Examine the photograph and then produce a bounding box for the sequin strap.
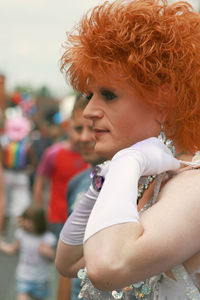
[172,265,200,299]
[179,151,200,169]
[151,172,166,205]
[179,160,200,168]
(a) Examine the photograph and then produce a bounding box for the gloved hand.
[84,137,180,242]
[113,137,180,176]
[60,162,110,246]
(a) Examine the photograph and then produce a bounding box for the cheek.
[72,133,81,141]
[117,117,136,134]
[115,115,150,145]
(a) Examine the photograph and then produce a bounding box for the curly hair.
[61,0,200,152]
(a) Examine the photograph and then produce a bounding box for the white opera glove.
[60,162,110,246]
[84,137,180,242]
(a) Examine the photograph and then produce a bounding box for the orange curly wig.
[61,0,200,152]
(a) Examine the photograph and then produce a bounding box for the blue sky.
[0,0,199,98]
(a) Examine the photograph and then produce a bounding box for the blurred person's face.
[20,217,36,233]
[70,109,102,164]
[49,124,63,140]
[40,123,50,138]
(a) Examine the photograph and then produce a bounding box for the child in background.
[0,204,56,300]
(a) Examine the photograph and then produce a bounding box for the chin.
[81,154,91,162]
[95,145,115,160]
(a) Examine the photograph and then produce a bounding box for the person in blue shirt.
[66,96,105,300]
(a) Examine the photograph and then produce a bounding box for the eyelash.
[86,93,93,100]
[86,90,117,101]
[101,90,117,101]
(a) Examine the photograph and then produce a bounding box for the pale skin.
[84,168,200,290]
[56,166,200,285]
[55,73,200,291]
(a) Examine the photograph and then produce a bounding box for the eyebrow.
[99,86,117,93]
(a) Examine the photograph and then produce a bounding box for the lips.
[94,127,109,132]
[94,128,109,138]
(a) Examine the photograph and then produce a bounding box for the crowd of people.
[1,0,200,300]
[0,94,101,300]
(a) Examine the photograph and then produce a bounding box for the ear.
[61,119,70,130]
[155,84,174,123]
[155,107,168,125]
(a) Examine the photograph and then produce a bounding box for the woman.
[55,0,200,299]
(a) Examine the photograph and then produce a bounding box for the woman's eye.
[86,93,93,100]
[101,90,117,101]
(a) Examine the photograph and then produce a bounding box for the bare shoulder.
[163,168,200,189]
[158,169,200,208]
[140,168,200,247]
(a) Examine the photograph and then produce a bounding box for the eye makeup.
[100,89,117,101]
[86,93,93,100]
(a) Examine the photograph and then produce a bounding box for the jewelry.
[158,128,176,156]
[137,175,156,204]
[179,151,200,169]
[137,129,175,204]
[91,130,176,203]
[90,161,109,192]
[82,131,177,299]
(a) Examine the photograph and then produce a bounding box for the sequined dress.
[78,259,200,300]
[77,148,200,300]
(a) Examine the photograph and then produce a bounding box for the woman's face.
[83,74,161,159]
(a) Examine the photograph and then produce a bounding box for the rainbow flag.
[4,140,28,169]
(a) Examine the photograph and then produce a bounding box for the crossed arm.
[55,241,84,277]
[83,169,200,290]
[56,169,200,290]
[55,139,200,290]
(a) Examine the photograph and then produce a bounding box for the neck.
[173,140,192,160]
[91,158,107,167]
[176,153,194,163]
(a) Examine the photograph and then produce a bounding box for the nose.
[80,127,95,143]
[83,98,103,120]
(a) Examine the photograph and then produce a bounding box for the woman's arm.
[184,252,200,274]
[55,185,100,277]
[84,169,200,290]
[56,138,180,281]
[55,240,84,277]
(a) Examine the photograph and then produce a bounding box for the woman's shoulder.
[168,167,200,184]
[159,168,200,205]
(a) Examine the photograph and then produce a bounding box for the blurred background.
[0,0,199,129]
[0,0,107,130]
[0,0,199,299]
